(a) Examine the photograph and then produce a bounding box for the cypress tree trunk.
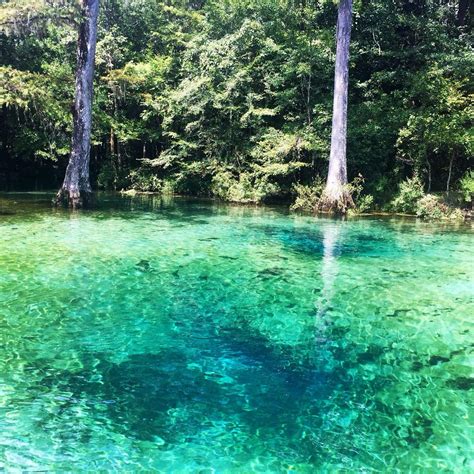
[55,0,99,208]
[321,0,354,214]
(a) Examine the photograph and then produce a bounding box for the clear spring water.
[0,192,473,472]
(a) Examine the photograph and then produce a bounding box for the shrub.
[459,170,474,205]
[290,177,324,211]
[415,194,445,219]
[211,170,280,203]
[352,194,374,214]
[448,208,465,220]
[127,170,163,192]
[415,194,464,220]
[210,170,235,200]
[346,175,373,214]
[97,162,128,190]
[391,176,425,213]
[97,163,117,189]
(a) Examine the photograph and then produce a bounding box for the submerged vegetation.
[0,0,472,213]
[0,192,473,471]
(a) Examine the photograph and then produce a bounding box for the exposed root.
[54,188,92,209]
[317,185,354,215]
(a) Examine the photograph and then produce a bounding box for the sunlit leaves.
[0,0,472,201]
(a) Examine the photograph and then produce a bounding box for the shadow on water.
[32,324,338,443]
[26,318,443,467]
[248,222,398,259]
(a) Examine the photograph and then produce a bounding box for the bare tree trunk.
[110,127,115,158]
[446,153,454,196]
[456,0,469,27]
[426,158,432,193]
[55,0,99,208]
[306,69,312,125]
[321,0,354,214]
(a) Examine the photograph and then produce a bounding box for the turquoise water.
[0,192,473,472]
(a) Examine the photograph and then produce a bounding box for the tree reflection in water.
[315,223,342,343]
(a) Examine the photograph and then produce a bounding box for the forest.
[1,0,472,216]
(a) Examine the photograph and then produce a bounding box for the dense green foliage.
[1,0,472,211]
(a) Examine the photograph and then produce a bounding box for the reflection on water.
[315,224,342,343]
[0,192,473,472]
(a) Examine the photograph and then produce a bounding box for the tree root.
[317,186,354,215]
[54,187,92,209]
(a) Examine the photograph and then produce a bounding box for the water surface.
[0,193,473,472]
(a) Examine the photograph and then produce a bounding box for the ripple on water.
[0,193,473,472]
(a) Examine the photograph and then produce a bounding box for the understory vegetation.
[0,0,472,216]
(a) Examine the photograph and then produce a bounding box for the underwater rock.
[136,259,151,271]
[257,268,284,277]
[428,355,450,366]
[446,376,474,391]
[386,309,410,318]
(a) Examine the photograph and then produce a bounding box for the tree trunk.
[426,158,432,193]
[456,0,469,27]
[306,69,312,125]
[110,127,115,158]
[55,0,99,208]
[321,0,354,214]
[446,153,454,196]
